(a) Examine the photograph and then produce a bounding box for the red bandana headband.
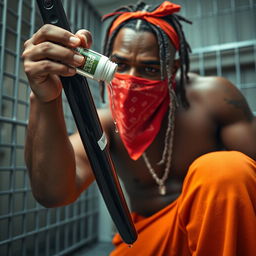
[103,1,181,50]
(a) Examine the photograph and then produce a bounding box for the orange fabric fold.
[110,151,256,256]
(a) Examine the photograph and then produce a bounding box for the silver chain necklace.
[142,89,177,196]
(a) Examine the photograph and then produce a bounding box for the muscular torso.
[107,74,224,216]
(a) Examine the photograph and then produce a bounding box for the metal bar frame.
[0,0,101,255]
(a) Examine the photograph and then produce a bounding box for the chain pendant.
[159,184,166,195]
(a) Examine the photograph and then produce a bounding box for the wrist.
[29,91,62,105]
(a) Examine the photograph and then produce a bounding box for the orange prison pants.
[110,151,256,256]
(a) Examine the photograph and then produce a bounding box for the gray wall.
[177,0,256,113]
[0,0,104,255]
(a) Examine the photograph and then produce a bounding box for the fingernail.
[73,54,84,64]
[70,36,80,45]
[83,36,88,47]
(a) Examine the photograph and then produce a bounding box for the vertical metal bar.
[81,195,86,239]
[13,0,23,119]
[77,0,83,30]
[63,0,68,14]
[199,53,205,76]
[197,0,202,19]
[82,1,88,29]
[230,0,235,12]
[34,204,40,256]
[55,207,60,254]
[216,50,222,77]
[181,0,187,17]
[22,171,27,256]
[214,0,221,45]
[234,47,241,89]
[7,204,11,255]
[9,2,23,254]
[30,0,36,36]
[46,208,50,256]
[8,73,18,256]
[212,0,218,15]
[254,44,256,74]
[23,0,36,125]
[87,5,91,29]
[64,206,69,249]
[0,0,7,116]
[70,0,76,32]
[88,187,93,239]
[73,200,78,243]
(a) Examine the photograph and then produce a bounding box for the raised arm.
[23,25,96,207]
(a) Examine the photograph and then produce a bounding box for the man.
[22,1,256,255]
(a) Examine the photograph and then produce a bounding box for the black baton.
[36,0,137,245]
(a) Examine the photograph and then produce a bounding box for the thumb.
[75,29,92,49]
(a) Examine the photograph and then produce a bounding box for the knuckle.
[41,24,52,34]
[23,39,31,48]
[42,60,51,71]
[62,65,69,73]
[21,47,31,60]
[21,50,27,59]
[41,42,51,53]
[64,51,71,61]
[23,62,32,75]
[37,24,52,40]
[63,30,71,40]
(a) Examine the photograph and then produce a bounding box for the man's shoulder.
[186,72,241,105]
[187,72,234,95]
[186,73,253,124]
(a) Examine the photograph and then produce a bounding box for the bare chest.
[109,105,221,215]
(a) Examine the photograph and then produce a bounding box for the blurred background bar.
[0,0,255,255]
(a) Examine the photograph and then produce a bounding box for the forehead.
[111,28,159,58]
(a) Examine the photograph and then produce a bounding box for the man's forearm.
[25,93,78,207]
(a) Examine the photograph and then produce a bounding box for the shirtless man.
[22,1,256,255]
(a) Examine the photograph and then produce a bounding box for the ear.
[172,59,180,75]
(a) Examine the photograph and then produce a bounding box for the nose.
[127,67,137,77]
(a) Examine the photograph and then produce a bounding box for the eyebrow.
[110,54,160,66]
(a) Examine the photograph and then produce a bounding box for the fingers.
[22,25,92,72]
[22,41,85,68]
[22,24,92,102]
[75,29,92,48]
[31,24,81,48]
[24,59,76,79]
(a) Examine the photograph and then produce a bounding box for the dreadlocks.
[102,1,192,108]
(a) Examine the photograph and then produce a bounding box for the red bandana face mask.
[107,73,170,160]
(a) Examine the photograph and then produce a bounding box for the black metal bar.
[35,0,137,245]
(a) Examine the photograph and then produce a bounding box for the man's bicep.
[69,132,95,192]
[221,117,256,160]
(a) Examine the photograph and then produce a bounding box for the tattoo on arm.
[224,98,253,121]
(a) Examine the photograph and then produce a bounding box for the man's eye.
[144,67,160,75]
[116,63,128,72]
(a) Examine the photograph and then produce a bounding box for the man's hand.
[22,24,92,102]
